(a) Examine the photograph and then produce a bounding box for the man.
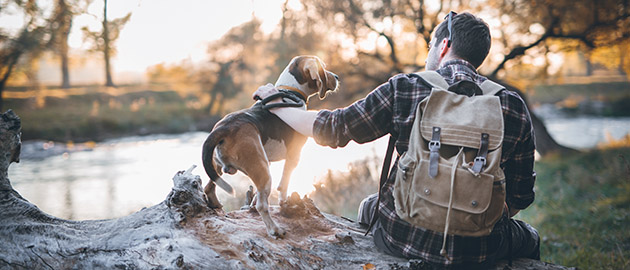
[254,12,539,269]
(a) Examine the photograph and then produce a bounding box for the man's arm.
[270,108,318,137]
[254,77,397,149]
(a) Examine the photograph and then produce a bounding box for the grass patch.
[519,147,630,269]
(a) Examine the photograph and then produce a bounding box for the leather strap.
[428,127,441,178]
[276,85,308,101]
[471,133,489,174]
[364,135,396,236]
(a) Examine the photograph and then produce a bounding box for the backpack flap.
[419,88,504,150]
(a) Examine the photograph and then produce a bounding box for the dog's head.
[275,55,339,100]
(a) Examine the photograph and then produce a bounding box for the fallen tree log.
[0,110,575,269]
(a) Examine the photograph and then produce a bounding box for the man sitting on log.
[253,11,540,269]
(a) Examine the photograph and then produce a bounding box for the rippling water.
[7,112,630,220]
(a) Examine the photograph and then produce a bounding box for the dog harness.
[256,87,308,110]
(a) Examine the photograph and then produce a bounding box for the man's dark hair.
[433,12,491,68]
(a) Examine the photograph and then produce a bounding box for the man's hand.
[253,83,280,101]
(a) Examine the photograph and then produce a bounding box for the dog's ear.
[303,59,323,94]
[289,57,308,84]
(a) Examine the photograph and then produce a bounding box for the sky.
[1,0,292,83]
[80,0,288,73]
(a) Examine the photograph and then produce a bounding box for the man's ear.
[439,38,450,57]
[303,60,322,91]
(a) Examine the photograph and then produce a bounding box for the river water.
[7,110,630,220]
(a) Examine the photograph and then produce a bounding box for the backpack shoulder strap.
[416,71,449,90]
[479,79,505,96]
[364,135,396,236]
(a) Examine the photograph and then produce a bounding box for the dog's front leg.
[277,156,299,204]
[277,137,306,204]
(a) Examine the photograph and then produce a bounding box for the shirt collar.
[438,59,478,73]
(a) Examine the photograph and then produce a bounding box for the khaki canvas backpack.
[392,71,507,257]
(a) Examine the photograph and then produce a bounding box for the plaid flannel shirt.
[313,59,536,267]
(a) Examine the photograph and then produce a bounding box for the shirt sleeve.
[312,80,395,148]
[501,91,537,210]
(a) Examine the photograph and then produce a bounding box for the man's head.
[425,12,491,70]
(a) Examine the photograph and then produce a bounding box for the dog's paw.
[268,226,286,239]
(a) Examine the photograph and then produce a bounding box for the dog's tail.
[202,128,235,196]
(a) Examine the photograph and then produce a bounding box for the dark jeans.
[357,193,540,265]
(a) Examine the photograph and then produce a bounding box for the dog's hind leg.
[237,127,286,238]
[243,156,286,238]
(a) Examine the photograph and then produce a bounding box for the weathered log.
[0,110,576,269]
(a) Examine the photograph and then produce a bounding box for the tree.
[51,0,72,88]
[0,0,49,111]
[487,0,630,79]
[285,0,630,155]
[81,0,131,87]
[49,0,88,89]
[202,19,265,115]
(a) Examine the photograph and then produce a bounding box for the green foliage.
[518,147,630,269]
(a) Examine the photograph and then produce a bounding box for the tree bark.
[0,110,576,270]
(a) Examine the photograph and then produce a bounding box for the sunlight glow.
[67,0,286,73]
[271,137,388,197]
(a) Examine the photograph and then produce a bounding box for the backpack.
[392,71,507,257]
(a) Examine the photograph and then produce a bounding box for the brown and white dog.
[202,55,339,237]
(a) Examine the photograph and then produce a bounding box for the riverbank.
[4,85,220,143]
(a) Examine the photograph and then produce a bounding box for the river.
[7,110,630,220]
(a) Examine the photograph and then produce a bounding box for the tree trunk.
[207,89,218,115]
[60,45,71,89]
[58,0,72,89]
[103,0,115,87]
[0,57,20,113]
[0,110,576,270]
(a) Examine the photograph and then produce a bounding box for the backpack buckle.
[474,156,486,165]
[428,127,441,178]
[469,156,486,176]
[469,133,490,175]
[428,140,441,150]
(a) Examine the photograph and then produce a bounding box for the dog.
[201,55,339,237]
